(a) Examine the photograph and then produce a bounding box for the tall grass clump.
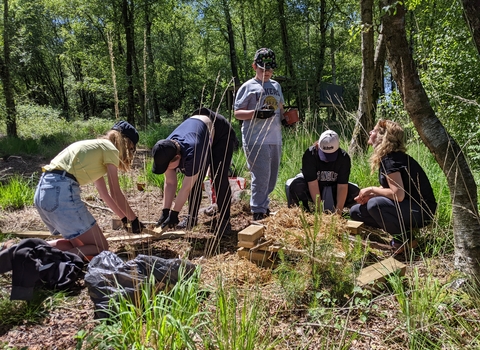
[0,290,69,326]
[204,280,279,350]
[142,114,186,149]
[80,266,205,350]
[275,211,360,310]
[0,175,36,210]
[388,268,479,350]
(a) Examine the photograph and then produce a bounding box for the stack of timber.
[237,225,280,268]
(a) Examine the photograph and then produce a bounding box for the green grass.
[0,175,36,210]
[79,266,205,350]
[0,289,70,326]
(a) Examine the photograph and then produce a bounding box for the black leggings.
[349,196,434,241]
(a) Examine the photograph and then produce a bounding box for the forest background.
[0,0,477,154]
[1,0,480,348]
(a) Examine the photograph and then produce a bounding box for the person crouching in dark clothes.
[152,107,239,237]
[286,130,359,214]
[349,119,437,248]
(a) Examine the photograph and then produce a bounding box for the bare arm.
[95,164,136,220]
[172,174,200,212]
[234,109,255,121]
[354,171,405,204]
[162,169,178,210]
[335,183,348,212]
[307,180,321,209]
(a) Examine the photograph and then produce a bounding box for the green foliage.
[0,175,36,211]
[388,268,454,349]
[274,211,360,310]
[205,281,279,350]
[81,266,205,350]
[0,108,120,159]
[0,289,69,326]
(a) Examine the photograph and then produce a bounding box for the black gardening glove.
[255,109,275,119]
[161,210,180,229]
[121,217,128,230]
[130,217,145,234]
[156,208,171,227]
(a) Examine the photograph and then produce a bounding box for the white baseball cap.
[318,130,340,162]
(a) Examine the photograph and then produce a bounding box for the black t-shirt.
[379,151,437,213]
[301,146,351,186]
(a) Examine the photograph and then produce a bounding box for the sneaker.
[252,212,267,221]
[176,215,198,230]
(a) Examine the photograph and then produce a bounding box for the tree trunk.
[277,0,302,111]
[2,0,17,137]
[349,0,375,155]
[277,0,295,80]
[222,0,240,86]
[381,0,480,276]
[461,0,480,57]
[372,26,386,113]
[122,0,135,125]
[145,1,160,123]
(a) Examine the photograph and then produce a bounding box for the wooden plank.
[347,220,364,234]
[356,257,406,288]
[238,225,265,242]
[237,241,258,248]
[141,227,186,240]
[107,232,185,242]
[237,247,276,268]
[9,231,52,238]
[250,239,274,252]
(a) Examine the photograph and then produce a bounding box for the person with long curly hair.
[349,119,437,249]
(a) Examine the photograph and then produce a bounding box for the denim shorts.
[34,172,96,240]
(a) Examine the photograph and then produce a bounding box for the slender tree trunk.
[372,25,386,113]
[381,0,480,276]
[144,1,160,123]
[277,0,295,80]
[461,0,480,57]
[107,32,120,120]
[222,0,240,86]
[239,2,248,82]
[122,0,135,125]
[331,27,336,84]
[277,0,302,111]
[2,0,17,137]
[349,0,375,155]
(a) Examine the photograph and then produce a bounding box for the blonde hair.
[370,119,406,173]
[102,130,135,172]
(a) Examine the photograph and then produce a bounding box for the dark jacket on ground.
[0,238,84,300]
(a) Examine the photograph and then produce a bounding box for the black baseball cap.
[111,121,139,146]
[254,48,277,70]
[151,139,179,174]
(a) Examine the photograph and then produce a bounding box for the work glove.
[156,208,171,227]
[161,210,180,229]
[130,217,145,234]
[255,109,275,119]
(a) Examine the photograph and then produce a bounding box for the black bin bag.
[84,251,196,319]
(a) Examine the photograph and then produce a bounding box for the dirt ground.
[0,152,285,349]
[0,152,452,350]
